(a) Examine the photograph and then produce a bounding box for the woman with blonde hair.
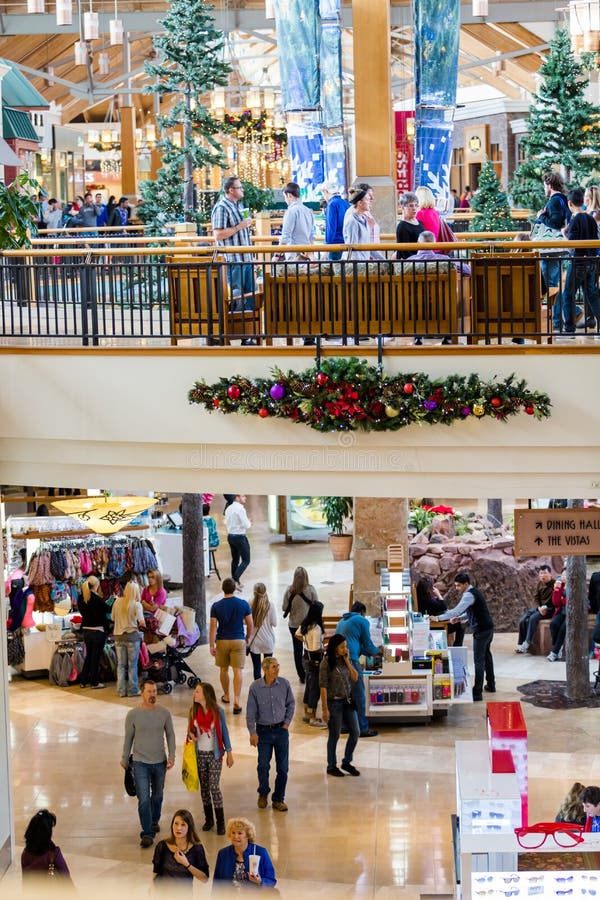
[416,186,441,239]
[78,575,109,689]
[141,568,167,612]
[282,566,319,683]
[213,816,276,887]
[111,580,145,697]
[555,781,586,824]
[248,583,277,680]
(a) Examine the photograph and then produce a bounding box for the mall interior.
[1,1,600,899]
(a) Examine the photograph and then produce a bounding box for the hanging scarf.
[193,705,223,751]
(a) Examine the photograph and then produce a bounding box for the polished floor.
[4,498,600,898]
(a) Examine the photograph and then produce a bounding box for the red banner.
[394,111,415,194]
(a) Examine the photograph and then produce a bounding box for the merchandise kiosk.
[363,557,472,722]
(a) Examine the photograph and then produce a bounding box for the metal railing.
[1,239,599,347]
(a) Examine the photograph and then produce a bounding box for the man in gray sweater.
[121,679,176,847]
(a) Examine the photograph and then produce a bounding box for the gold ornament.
[385,405,400,418]
[472,403,485,417]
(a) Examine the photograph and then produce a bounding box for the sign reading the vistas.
[514,508,600,557]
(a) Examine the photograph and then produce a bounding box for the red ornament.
[227,384,241,400]
[403,383,414,395]
[490,397,502,408]
[258,407,269,418]
[525,405,535,415]
[213,398,220,407]
[316,372,329,387]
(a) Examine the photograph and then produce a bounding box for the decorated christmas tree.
[469,158,512,232]
[510,27,600,211]
[138,0,231,229]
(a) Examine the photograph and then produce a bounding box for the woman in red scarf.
[187,683,233,836]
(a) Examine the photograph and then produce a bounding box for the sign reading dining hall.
[514,508,600,557]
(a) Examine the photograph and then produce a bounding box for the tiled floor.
[3,497,600,898]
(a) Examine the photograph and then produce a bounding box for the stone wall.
[409,515,563,631]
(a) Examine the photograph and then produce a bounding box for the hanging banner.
[273,0,320,111]
[394,111,415,195]
[322,131,346,191]
[320,21,343,128]
[288,120,324,199]
[414,112,454,197]
[413,0,459,195]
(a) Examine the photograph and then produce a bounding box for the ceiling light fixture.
[51,494,157,536]
[110,0,124,45]
[56,0,72,26]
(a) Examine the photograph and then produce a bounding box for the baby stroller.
[165,638,202,689]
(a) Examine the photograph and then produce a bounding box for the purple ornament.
[462,407,471,416]
[269,383,285,401]
[423,400,437,411]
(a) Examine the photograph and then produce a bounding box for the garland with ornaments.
[188,358,551,434]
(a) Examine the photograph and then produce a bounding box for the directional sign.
[514,508,600,557]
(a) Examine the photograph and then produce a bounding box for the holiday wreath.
[188,358,551,434]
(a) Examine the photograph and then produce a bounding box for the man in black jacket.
[516,565,555,653]
[431,571,495,701]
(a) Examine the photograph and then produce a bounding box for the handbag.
[438,218,457,243]
[124,755,136,797]
[530,221,565,252]
[182,740,199,792]
[7,629,25,667]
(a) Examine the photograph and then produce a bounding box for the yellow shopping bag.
[182,740,199,792]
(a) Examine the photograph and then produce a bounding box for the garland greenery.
[188,358,552,433]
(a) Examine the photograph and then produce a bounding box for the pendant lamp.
[56,0,72,26]
[27,0,45,13]
[51,494,157,535]
[110,0,124,45]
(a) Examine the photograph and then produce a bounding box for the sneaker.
[327,766,345,777]
[309,718,328,728]
[152,823,160,833]
[257,795,268,809]
[140,836,154,848]
[91,683,105,689]
[272,801,288,812]
[484,684,496,693]
[359,729,379,738]
[516,642,529,654]
[341,761,360,776]
[547,651,558,661]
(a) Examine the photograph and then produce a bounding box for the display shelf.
[472,870,600,900]
[365,673,432,718]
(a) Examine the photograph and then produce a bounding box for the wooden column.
[120,105,138,197]
[353,498,409,616]
[351,0,396,232]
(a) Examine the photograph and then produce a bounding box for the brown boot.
[215,807,226,836]
[202,804,214,832]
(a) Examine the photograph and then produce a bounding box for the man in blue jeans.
[336,601,382,738]
[246,658,295,812]
[121,680,176,847]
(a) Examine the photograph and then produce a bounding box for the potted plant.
[319,496,353,561]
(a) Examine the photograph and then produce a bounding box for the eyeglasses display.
[462,798,521,835]
[514,822,584,849]
[472,871,600,898]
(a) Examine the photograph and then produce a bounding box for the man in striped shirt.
[211,175,255,307]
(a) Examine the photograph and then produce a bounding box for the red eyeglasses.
[514,822,584,849]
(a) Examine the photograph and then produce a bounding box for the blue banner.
[288,121,325,199]
[413,0,459,195]
[274,0,320,111]
[322,131,346,192]
[413,112,454,197]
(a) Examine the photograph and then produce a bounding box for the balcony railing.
[1,239,599,347]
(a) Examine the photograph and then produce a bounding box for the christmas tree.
[138,0,231,229]
[510,27,600,210]
[469,158,512,232]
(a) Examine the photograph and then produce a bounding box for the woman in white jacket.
[248,583,277,680]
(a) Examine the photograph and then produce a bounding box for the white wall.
[0,348,598,499]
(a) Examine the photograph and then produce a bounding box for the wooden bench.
[469,254,542,343]
[263,266,459,340]
[167,255,263,345]
[530,614,597,656]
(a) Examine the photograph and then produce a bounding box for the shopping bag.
[182,740,199,792]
